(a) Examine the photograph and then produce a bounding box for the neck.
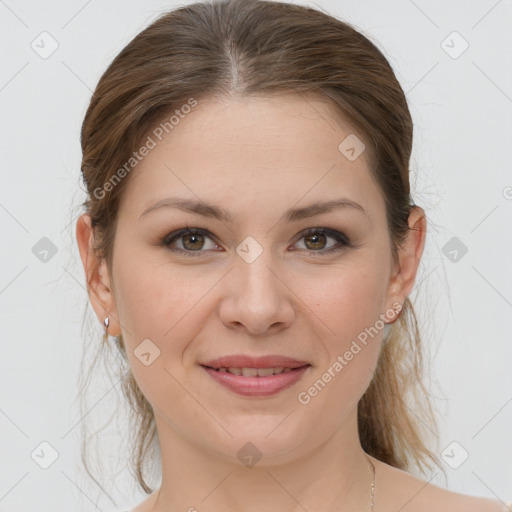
[150,409,375,512]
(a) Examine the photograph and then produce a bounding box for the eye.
[162,228,220,256]
[292,228,350,254]
[161,226,350,257]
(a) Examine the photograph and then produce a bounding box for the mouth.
[199,355,311,396]
[201,354,310,370]
[204,366,299,377]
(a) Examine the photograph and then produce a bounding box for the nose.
[218,250,296,336]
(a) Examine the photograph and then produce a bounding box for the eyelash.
[161,226,351,257]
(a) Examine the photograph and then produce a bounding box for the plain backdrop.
[1,0,511,511]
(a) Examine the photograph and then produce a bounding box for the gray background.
[1,0,511,510]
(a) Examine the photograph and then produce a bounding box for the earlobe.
[76,213,121,336]
[385,206,427,316]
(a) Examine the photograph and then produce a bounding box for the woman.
[75,0,510,510]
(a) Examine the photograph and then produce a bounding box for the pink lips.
[200,354,311,397]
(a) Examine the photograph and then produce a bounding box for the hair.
[77,0,444,495]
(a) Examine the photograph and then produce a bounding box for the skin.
[76,94,507,512]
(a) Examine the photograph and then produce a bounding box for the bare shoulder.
[425,487,511,512]
[370,455,510,512]
[129,489,159,512]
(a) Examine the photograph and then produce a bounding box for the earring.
[103,316,109,341]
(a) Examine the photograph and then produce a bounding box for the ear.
[76,213,121,337]
[384,206,427,319]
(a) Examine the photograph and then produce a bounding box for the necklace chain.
[364,454,376,511]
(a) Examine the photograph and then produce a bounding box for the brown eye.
[182,232,205,250]
[163,228,219,255]
[294,228,350,254]
[303,232,328,250]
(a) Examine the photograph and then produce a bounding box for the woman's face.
[91,94,417,465]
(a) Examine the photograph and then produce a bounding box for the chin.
[197,418,313,467]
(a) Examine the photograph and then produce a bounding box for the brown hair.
[78,0,443,494]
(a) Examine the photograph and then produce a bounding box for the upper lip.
[201,355,310,369]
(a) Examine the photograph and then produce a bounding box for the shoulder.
[127,489,159,512]
[370,455,510,512]
[425,488,511,512]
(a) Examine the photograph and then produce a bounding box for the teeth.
[255,367,275,377]
[214,366,296,376]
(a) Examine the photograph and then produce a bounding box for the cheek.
[299,262,388,345]
[114,248,210,341]
[297,264,386,401]
[297,268,385,418]
[112,261,206,411]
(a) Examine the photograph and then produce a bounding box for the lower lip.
[202,365,310,396]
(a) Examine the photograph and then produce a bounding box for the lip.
[202,365,310,396]
[201,354,309,369]
[200,354,311,397]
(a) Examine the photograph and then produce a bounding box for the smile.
[201,364,310,396]
[209,366,295,376]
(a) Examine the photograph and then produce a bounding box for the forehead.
[119,93,384,224]
[157,93,364,157]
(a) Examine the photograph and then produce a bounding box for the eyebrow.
[138,197,367,223]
